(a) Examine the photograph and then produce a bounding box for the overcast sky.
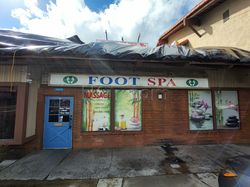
[0,0,202,46]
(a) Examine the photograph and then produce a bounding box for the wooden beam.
[189,24,202,38]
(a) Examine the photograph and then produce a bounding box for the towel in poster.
[82,89,111,131]
[115,90,142,131]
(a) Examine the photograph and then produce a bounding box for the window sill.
[80,130,143,136]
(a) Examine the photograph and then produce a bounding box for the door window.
[48,99,71,122]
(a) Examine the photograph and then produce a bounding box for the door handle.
[69,115,73,121]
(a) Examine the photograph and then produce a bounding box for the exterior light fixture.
[158,93,163,100]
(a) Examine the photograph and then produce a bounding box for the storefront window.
[115,90,142,131]
[0,90,17,139]
[188,91,213,130]
[215,91,240,129]
[82,89,111,131]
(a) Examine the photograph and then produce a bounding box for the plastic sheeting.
[0,29,250,64]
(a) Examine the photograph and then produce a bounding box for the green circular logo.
[186,79,198,87]
[63,76,78,84]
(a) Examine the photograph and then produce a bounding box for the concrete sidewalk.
[0,174,218,187]
[0,147,166,180]
[0,144,250,186]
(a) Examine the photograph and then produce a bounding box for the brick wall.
[23,87,250,150]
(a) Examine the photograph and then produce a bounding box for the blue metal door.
[43,96,73,149]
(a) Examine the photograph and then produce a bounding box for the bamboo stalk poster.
[82,89,111,131]
[188,91,213,130]
[115,90,142,131]
[215,91,240,129]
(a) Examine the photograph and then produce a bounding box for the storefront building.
[1,30,250,149]
[31,71,249,149]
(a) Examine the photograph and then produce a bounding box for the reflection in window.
[60,99,70,107]
[49,99,59,107]
[0,90,17,139]
[49,115,58,122]
[62,115,69,122]
[49,107,59,114]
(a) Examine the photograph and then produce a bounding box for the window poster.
[82,89,111,131]
[115,90,142,131]
[215,91,240,129]
[188,91,213,130]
